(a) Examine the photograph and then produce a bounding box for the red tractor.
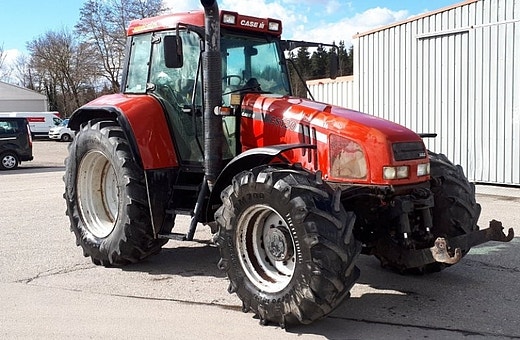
[64,0,514,327]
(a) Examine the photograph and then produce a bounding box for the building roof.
[354,0,479,38]
[0,81,47,100]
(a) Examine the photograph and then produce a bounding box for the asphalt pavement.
[0,140,519,339]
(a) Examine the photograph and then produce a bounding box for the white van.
[0,112,62,138]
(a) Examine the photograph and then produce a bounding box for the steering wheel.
[222,75,243,86]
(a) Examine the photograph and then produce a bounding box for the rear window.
[0,120,21,134]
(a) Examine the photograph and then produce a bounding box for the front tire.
[61,133,72,142]
[425,151,481,272]
[215,166,360,326]
[374,152,481,274]
[64,120,167,266]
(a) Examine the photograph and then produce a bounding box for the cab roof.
[127,10,282,37]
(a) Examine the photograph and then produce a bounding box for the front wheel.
[61,133,72,142]
[373,152,481,274]
[425,151,481,272]
[215,166,360,326]
[64,120,167,266]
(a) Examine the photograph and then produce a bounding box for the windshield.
[221,33,290,97]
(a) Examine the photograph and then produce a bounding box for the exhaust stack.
[201,0,223,190]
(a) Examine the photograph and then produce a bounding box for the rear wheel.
[215,166,360,326]
[374,152,481,273]
[64,120,167,266]
[0,152,19,170]
[425,151,481,272]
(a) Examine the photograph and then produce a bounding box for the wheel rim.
[237,204,296,293]
[77,150,119,238]
[2,154,17,169]
[62,134,71,142]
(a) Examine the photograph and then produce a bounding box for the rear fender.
[69,94,178,170]
[206,143,315,222]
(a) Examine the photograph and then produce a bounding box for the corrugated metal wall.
[307,76,356,109]
[310,0,520,186]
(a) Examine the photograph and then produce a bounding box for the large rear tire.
[374,152,481,273]
[425,151,481,272]
[215,166,360,326]
[64,120,167,266]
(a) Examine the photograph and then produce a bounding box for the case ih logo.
[240,19,265,29]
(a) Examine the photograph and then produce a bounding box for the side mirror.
[164,35,183,68]
[244,46,258,56]
[329,51,339,80]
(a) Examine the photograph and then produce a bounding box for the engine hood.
[240,93,428,185]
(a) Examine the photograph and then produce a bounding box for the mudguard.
[68,93,178,170]
[206,143,315,222]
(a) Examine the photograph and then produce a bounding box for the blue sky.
[1,0,457,63]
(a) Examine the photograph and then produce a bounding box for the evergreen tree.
[310,45,328,79]
[337,41,353,76]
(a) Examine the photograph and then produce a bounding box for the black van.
[0,117,33,170]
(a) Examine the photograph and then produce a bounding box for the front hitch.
[446,220,514,256]
[376,220,515,269]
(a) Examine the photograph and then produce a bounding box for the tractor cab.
[123,10,293,166]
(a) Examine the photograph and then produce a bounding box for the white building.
[0,81,48,112]
[308,0,520,186]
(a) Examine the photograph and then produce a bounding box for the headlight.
[330,135,367,179]
[222,13,236,25]
[383,166,409,179]
[417,162,430,176]
[268,21,280,32]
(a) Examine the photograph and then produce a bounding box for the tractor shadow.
[120,229,519,338]
[122,238,226,279]
[287,239,520,338]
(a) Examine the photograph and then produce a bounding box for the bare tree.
[11,54,34,89]
[27,29,98,115]
[75,0,164,93]
[0,44,12,81]
[0,44,5,71]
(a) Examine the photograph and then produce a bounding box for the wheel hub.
[2,155,16,168]
[236,204,296,293]
[265,225,294,262]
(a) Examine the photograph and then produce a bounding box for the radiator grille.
[392,142,427,161]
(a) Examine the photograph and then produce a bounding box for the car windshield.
[59,119,69,127]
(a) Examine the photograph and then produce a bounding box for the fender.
[69,93,178,170]
[206,143,316,222]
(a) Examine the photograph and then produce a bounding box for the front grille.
[392,142,427,161]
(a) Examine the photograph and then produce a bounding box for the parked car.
[0,117,33,170]
[0,112,62,138]
[48,119,74,142]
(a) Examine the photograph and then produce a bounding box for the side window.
[0,120,18,134]
[0,121,7,135]
[125,34,151,93]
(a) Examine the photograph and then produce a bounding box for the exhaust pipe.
[201,0,223,190]
[185,0,222,240]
